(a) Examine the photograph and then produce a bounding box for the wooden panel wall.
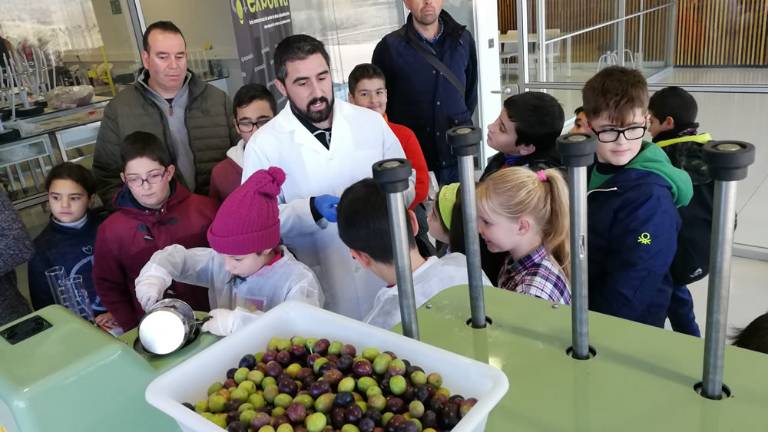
[497,0,768,66]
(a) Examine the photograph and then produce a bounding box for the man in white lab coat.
[242,35,410,320]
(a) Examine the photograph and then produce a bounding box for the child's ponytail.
[540,168,571,281]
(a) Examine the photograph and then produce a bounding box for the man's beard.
[292,95,334,124]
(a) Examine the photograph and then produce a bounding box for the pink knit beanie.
[207,167,286,255]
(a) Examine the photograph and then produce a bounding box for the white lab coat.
[135,245,324,312]
[364,253,492,330]
[242,100,409,320]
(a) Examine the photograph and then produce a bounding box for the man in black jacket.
[373,0,477,185]
[94,21,237,204]
[649,86,713,337]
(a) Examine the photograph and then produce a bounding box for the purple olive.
[223,378,237,389]
[271,414,290,427]
[345,404,363,424]
[337,354,353,372]
[227,421,249,432]
[276,350,292,366]
[331,406,346,429]
[262,351,277,363]
[265,361,283,378]
[226,368,237,379]
[323,368,343,387]
[353,359,373,377]
[359,417,376,432]
[291,344,308,360]
[308,380,331,398]
[421,410,437,428]
[278,377,298,396]
[239,354,256,370]
[414,385,430,402]
[306,353,321,368]
[341,344,357,357]
[364,409,382,424]
[386,396,405,414]
[313,338,330,355]
[226,410,240,424]
[399,421,419,432]
[250,412,271,429]
[334,391,355,407]
[286,402,308,423]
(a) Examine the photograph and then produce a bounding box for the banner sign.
[229,0,293,93]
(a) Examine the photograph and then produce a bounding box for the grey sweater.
[0,190,33,327]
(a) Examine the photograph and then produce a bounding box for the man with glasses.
[94,20,238,206]
[93,131,218,330]
[582,66,693,329]
[210,84,276,204]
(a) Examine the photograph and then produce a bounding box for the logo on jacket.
[637,232,652,245]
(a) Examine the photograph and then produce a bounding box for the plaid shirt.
[497,245,571,304]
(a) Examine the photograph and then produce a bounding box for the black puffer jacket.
[93,69,237,203]
[654,129,714,285]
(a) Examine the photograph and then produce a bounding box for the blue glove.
[313,194,340,222]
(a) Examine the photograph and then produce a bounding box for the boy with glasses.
[582,66,693,328]
[210,84,277,203]
[93,131,219,330]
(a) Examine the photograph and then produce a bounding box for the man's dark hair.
[733,312,768,355]
[648,86,699,130]
[273,34,330,83]
[232,83,277,118]
[348,63,386,95]
[337,178,415,265]
[504,91,565,158]
[582,66,648,124]
[142,21,186,52]
[120,131,173,170]
[574,106,584,115]
[45,162,97,197]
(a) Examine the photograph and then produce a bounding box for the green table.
[399,286,768,431]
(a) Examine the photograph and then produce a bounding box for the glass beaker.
[45,266,67,303]
[66,275,94,322]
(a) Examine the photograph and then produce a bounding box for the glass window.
[0,0,141,95]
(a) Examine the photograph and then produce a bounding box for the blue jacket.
[28,211,107,315]
[372,11,478,171]
[587,142,693,327]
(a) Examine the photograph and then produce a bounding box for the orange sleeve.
[389,122,429,207]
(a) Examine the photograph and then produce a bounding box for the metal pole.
[638,0,645,67]
[373,159,420,340]
[536,0,547,82]
[458,154,486,328]
[386,191,420,340]
[665,0,678,67]
[702,181,736,398]
[617,0,626,66]
[448,126,486,328]
[557,133,597,360]
[569,166,590,358]
[699,140,755,400]
[516,0,530,85]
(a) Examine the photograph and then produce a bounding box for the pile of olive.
[186,336,477,432]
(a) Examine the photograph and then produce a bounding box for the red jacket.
[386,117,429,207]
[209,157,243,204]
[93,182,218,330]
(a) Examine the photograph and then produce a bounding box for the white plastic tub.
[146,301,509,432]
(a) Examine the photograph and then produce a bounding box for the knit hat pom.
[250,166,286,198]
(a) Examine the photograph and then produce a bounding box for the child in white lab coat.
[337,178,490,330]
[134,167,323,335]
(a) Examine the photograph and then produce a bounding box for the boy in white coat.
[337,178,490,330]
[241,35,411,321]
[134,167,323,335]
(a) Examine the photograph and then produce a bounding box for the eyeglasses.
[124,169,167,188]
[236,117,272,133]
[593,124,647,143]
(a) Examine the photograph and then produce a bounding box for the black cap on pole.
[703,141,756,182]
[373,159,412,193]
[556,133,598,168]
[447,126,482,157]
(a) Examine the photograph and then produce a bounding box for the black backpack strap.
[399,27,465,99]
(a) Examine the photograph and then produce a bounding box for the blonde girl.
[476,167,571,304]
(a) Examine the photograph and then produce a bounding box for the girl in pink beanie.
[134,167,324,335]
